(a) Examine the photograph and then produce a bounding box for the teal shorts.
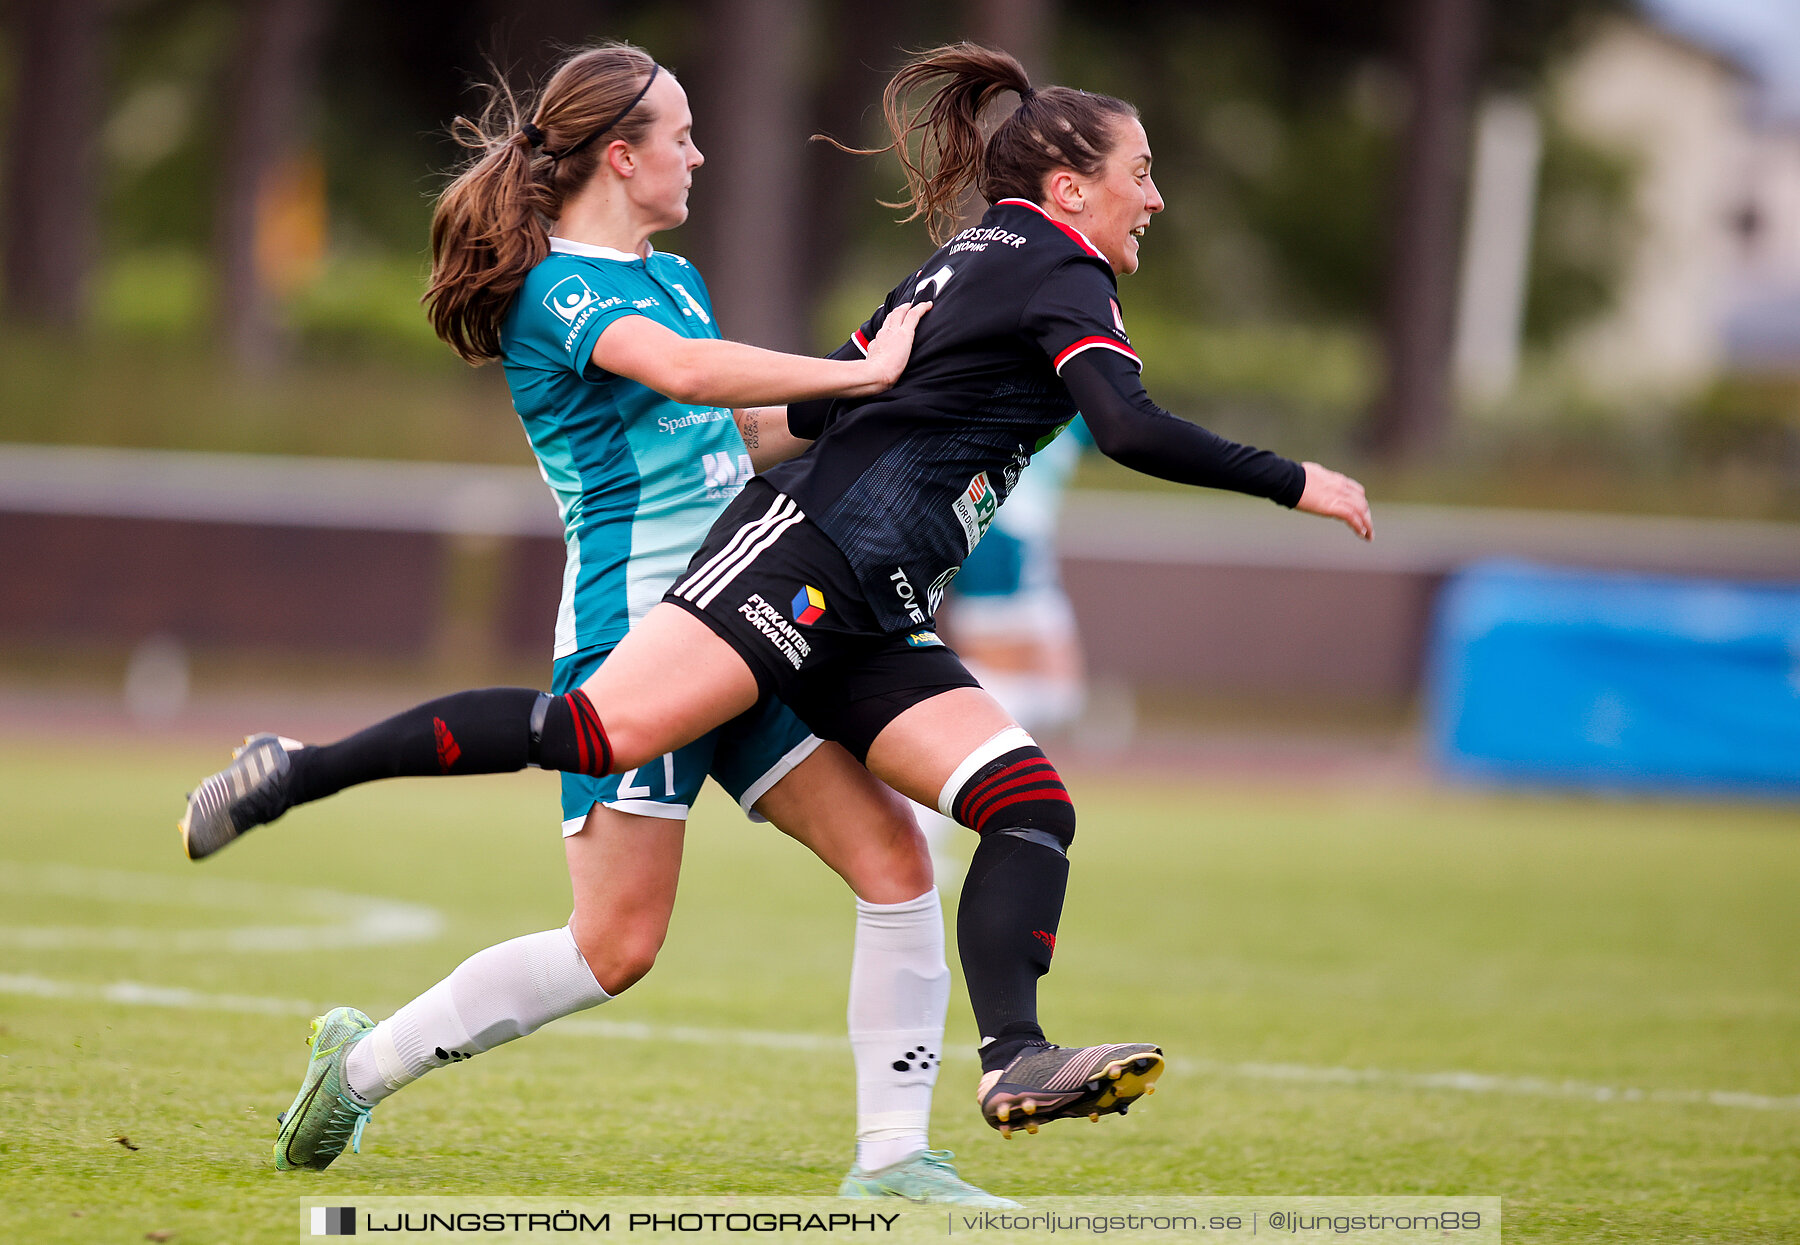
[551,643,820,835]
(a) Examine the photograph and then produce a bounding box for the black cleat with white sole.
[179,733,300,861]
[976,1042,1164,1138]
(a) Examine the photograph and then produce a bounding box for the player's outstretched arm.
[1062,348,1372,540]
[590,301,930,408]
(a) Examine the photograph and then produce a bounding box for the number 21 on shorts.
[617,752,677,801]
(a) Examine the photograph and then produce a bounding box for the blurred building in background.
[1557,16,1755,396]
[1725,119,1800,369]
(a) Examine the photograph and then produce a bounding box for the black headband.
[547,64,660,163]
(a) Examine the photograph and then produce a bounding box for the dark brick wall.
[494,534,566,658]
[0,513,447,654]
[1060,557,1446,704]
[0,510,1451,704]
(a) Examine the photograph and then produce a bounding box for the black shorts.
[664,478,980,761]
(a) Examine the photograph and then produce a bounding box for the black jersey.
[769,199,1141,632]
[771,198,1307,633]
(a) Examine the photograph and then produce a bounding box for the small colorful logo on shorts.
[790,585,827,625]
[905,630,943,648]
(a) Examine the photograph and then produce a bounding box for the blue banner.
[1427,561,1800,796]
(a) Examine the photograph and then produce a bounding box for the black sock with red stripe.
[950,746,1075,841]
[283,687,616,807]
[948,743,1077,1072]
[286,687,547,807]
[531,689,614,776]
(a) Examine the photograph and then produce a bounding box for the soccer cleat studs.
[976,1041,1165,1137]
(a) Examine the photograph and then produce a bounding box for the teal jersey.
[501,239,754,656]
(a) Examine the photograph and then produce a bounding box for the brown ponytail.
[845,43,1139,245]
[426,43,660,364]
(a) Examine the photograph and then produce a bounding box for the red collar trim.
[994,198,1106,261]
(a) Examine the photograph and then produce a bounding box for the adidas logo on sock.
[433,718,462,771]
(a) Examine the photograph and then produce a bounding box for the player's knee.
[988,789,1075,853]
[863,819,936,901]
[533,691,618,776]
[599,943,660,994]
[538,693,676,776]
[942,727,1075,852]
[568,917,664,996]
[824,790,934,902]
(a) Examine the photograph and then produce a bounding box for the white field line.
[0,863,444,952]
[0,972,315,1017]
[1175,1057,1800,1113]
[4,972,1796,1113]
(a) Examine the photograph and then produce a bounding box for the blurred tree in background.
[213,0,331,370]
[3,0,103,331]
[9,0,1771,514]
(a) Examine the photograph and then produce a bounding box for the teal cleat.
[273,1006,376,1171]
[839,1149,1020,1207]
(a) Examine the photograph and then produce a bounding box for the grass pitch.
[1,739,1796,1242]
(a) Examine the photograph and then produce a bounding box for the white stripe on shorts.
[738,733,824,822]
[674,493,795,603]
[690,507,806,609]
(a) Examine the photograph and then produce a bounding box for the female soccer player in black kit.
[183,43,1371,1139]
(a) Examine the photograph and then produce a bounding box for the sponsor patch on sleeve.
[544,272,624,355]
[545,275,599,325]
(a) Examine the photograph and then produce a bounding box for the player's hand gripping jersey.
[770,199,1306,633]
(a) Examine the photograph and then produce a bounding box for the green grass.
[1,741,1796,1242]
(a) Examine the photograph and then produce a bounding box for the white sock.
[847,887,950,1172]
[344,926,610,1105]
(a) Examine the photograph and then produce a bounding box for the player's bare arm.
[589,300,929,408]
[733,406,814,472]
